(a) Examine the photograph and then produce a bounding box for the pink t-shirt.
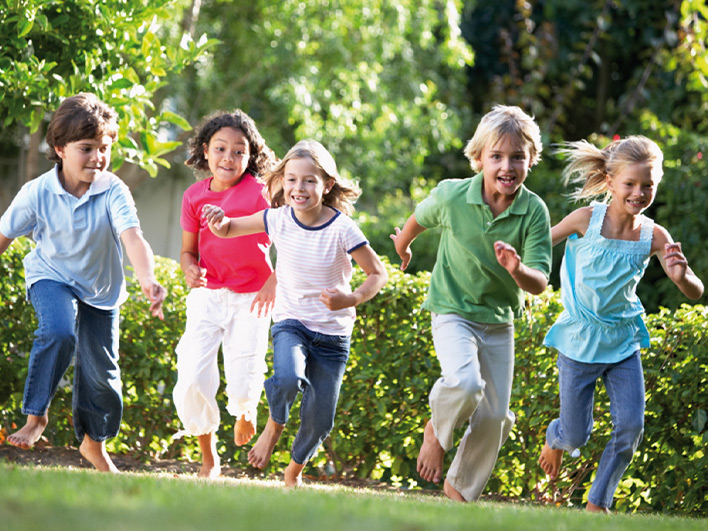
[181,173,272,292]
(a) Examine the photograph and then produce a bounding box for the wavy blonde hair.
[557,135,664,202]
[264,139,361,216]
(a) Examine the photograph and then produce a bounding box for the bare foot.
[538,442,563,480]
[197,433,221,478]
[417,420,445,483]
[283,460,305,488]
[586,502,611,514]
[444,479,466,502]
[79,436,119,473]
[7,414,49,449]
[247,416,284,469]
[234,415,256,447]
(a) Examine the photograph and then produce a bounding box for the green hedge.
[1,238,706,515]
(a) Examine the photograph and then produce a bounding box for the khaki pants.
[429,313,516,501]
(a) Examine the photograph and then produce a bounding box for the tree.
[0,0,217,180]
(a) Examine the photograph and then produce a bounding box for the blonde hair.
[264,139,361,216]
[558,135,664,202]
[464,104,542,172]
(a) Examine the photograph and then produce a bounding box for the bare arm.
[390,214,427,271]
[180,230,207,289]
[652,225,704,300]
[494,241,549,295]
[202,204,266,238]
[550,206,592,247]
[120,227,167,319]
[0,232,14,256]
[319,245,388,311]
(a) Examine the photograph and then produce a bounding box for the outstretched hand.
[390,227,413,271]
[251,273,276,317]
[202,204,230,236]
[494,240,521,274]
[143,281,167,320]
[662,242,689,282]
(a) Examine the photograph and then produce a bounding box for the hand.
[390,227,413,271]
[250,274,276,317]
[184,264,207,289]
[319,287,354,311]
[202,204,230,236]
[494,240,521,275]
[663,242,689,282]
[142,281,166,320]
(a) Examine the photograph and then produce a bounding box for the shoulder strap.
[586,202,607,236]
[639,215,654,244]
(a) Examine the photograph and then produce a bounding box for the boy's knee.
[41,326,76,350]
[454,371,485,399]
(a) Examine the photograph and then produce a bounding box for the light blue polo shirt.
[0,166,140,309]
[415,173,552,323]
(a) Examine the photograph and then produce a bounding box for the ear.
[324,178,335,194]
[54,145,66,159]
[203,143,208,159]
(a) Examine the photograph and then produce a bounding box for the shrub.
[1,240,706,515]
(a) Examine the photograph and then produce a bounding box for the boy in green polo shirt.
[391,105,552,502]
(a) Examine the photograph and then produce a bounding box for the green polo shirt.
[415,173,551,324]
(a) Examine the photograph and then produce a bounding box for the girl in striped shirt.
[202,139,387,487]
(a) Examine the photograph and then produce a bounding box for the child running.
[538,135,704,513]
[172,110,278,478]
[202,139,388,487]
[391,105,552,502]
[0,93,166,472]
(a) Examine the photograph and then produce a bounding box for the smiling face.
[282,156,334,225]
[477,134,531,203]
[607,162,660,215]
[203,126,250,192]
[55,135,113,197]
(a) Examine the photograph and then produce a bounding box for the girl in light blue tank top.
[537,136,704,513]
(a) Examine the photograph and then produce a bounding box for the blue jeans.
[265,319,350,465]
[546,352,645,509]
[23,280,122,442]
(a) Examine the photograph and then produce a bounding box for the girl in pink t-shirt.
[173,110,277,478]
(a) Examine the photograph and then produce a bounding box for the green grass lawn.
[2,463,705,531]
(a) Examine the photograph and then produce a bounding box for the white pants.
[429,313,515,501]
[173,287,270,436]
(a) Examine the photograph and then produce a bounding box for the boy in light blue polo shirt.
[0,93,166,472]
[392,105,551,501]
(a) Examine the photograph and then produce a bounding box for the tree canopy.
[0,0,216,176]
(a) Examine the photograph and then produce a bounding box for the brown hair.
[185,109,277,179]
[557,135,664,202]
[263,139,361,216]
[46,93,119,167]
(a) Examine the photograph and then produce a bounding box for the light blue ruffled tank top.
[544,202,653,363]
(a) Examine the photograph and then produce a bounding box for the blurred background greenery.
[2,0,707,310]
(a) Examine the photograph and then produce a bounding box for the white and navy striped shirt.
[264,205,368,336]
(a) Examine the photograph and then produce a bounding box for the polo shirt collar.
[48,165,112,197]
[466,172,530,215]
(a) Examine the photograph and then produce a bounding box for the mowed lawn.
[2,463,705,531]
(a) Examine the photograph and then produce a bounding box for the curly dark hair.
[185,109,277,179]
[45,93,119,167]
